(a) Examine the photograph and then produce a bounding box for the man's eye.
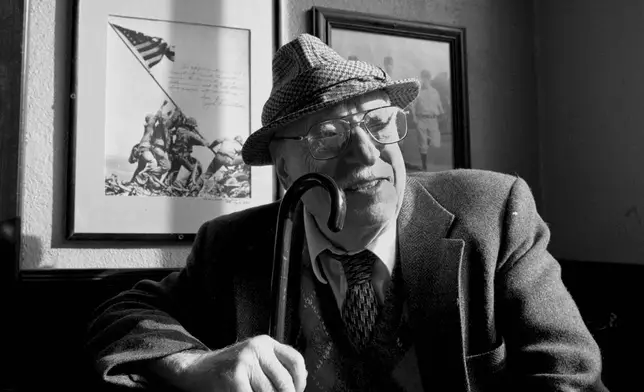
[368,119,387,126]
[366,120,389,132]
[318,128,339,137]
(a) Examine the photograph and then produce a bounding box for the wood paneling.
[3,261,641,391]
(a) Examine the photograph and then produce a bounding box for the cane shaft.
[269,217,294,343]
[269,173,346,343]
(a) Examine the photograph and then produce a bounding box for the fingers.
[249,363,282,392]
[257,347,296,392]
[223,335,307,392]
[273,343,307,392]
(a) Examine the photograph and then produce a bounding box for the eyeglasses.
[272,105,408,160]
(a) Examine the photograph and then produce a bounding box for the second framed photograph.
[67,0,279,241]
[312,7,470,173]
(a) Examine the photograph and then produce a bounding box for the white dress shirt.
[303,209,397,310]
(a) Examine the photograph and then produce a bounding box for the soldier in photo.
[412,69,444,171]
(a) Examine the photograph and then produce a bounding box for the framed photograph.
[67,0,278,241]
[312,7,470,173]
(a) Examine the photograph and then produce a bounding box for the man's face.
[273,91,407,231]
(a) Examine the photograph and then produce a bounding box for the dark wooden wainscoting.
[2,260,642,392]
[3,268,177,392]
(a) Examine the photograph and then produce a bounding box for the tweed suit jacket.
[86,169,608,392]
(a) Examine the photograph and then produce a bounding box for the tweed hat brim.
[242,76,420,166]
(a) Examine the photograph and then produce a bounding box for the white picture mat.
[72,0,276,235]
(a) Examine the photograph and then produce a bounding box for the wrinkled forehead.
[311,90,390,122]
[274,90,391,137]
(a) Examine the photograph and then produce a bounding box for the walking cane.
[269,173,347,343]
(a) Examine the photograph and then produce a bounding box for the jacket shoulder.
[408,169,539,232]
[409,169,523,209]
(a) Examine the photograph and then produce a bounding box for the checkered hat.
[241,33,420,166]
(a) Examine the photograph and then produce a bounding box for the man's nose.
[343,124,380,165]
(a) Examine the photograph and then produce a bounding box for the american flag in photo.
[111,23,176,68]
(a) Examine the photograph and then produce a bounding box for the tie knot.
[329,250,378,286]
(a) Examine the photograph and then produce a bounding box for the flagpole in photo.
[108,21,180,112]
[108,21,214,151]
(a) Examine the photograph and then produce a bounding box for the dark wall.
[535,0,644,265]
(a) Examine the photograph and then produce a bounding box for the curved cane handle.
[269,173,346,342]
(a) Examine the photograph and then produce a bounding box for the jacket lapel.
[398,176,468,392]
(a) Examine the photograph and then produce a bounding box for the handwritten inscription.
[224,198,251,205]
[168,65,247,109]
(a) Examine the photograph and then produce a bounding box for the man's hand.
[153,335,308,392]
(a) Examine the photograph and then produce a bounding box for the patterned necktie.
[328,249,380,353]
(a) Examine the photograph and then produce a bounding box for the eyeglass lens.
[307,107,407,159]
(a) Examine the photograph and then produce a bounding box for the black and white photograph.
[333,30,452,172]
[67,0,277,240]
[313,7,470,173]
[104,17,251,200]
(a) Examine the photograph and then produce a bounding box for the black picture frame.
[65,0,282,242]
[0,0,26,285]
[311,7,471,172]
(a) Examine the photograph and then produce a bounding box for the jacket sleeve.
[85,219,230,389]
[496,177,609,392]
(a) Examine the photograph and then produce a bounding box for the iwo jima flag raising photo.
[105,21,251,200]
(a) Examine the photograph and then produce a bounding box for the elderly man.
[86,34,608,392]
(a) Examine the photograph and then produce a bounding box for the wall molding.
[15,258,643,284]
[18,267,179,283]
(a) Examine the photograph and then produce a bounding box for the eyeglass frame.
[270,105,409,160]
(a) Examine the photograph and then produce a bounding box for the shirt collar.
[303,207,397,284]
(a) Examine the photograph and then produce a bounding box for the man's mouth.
[345,178,387,192]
